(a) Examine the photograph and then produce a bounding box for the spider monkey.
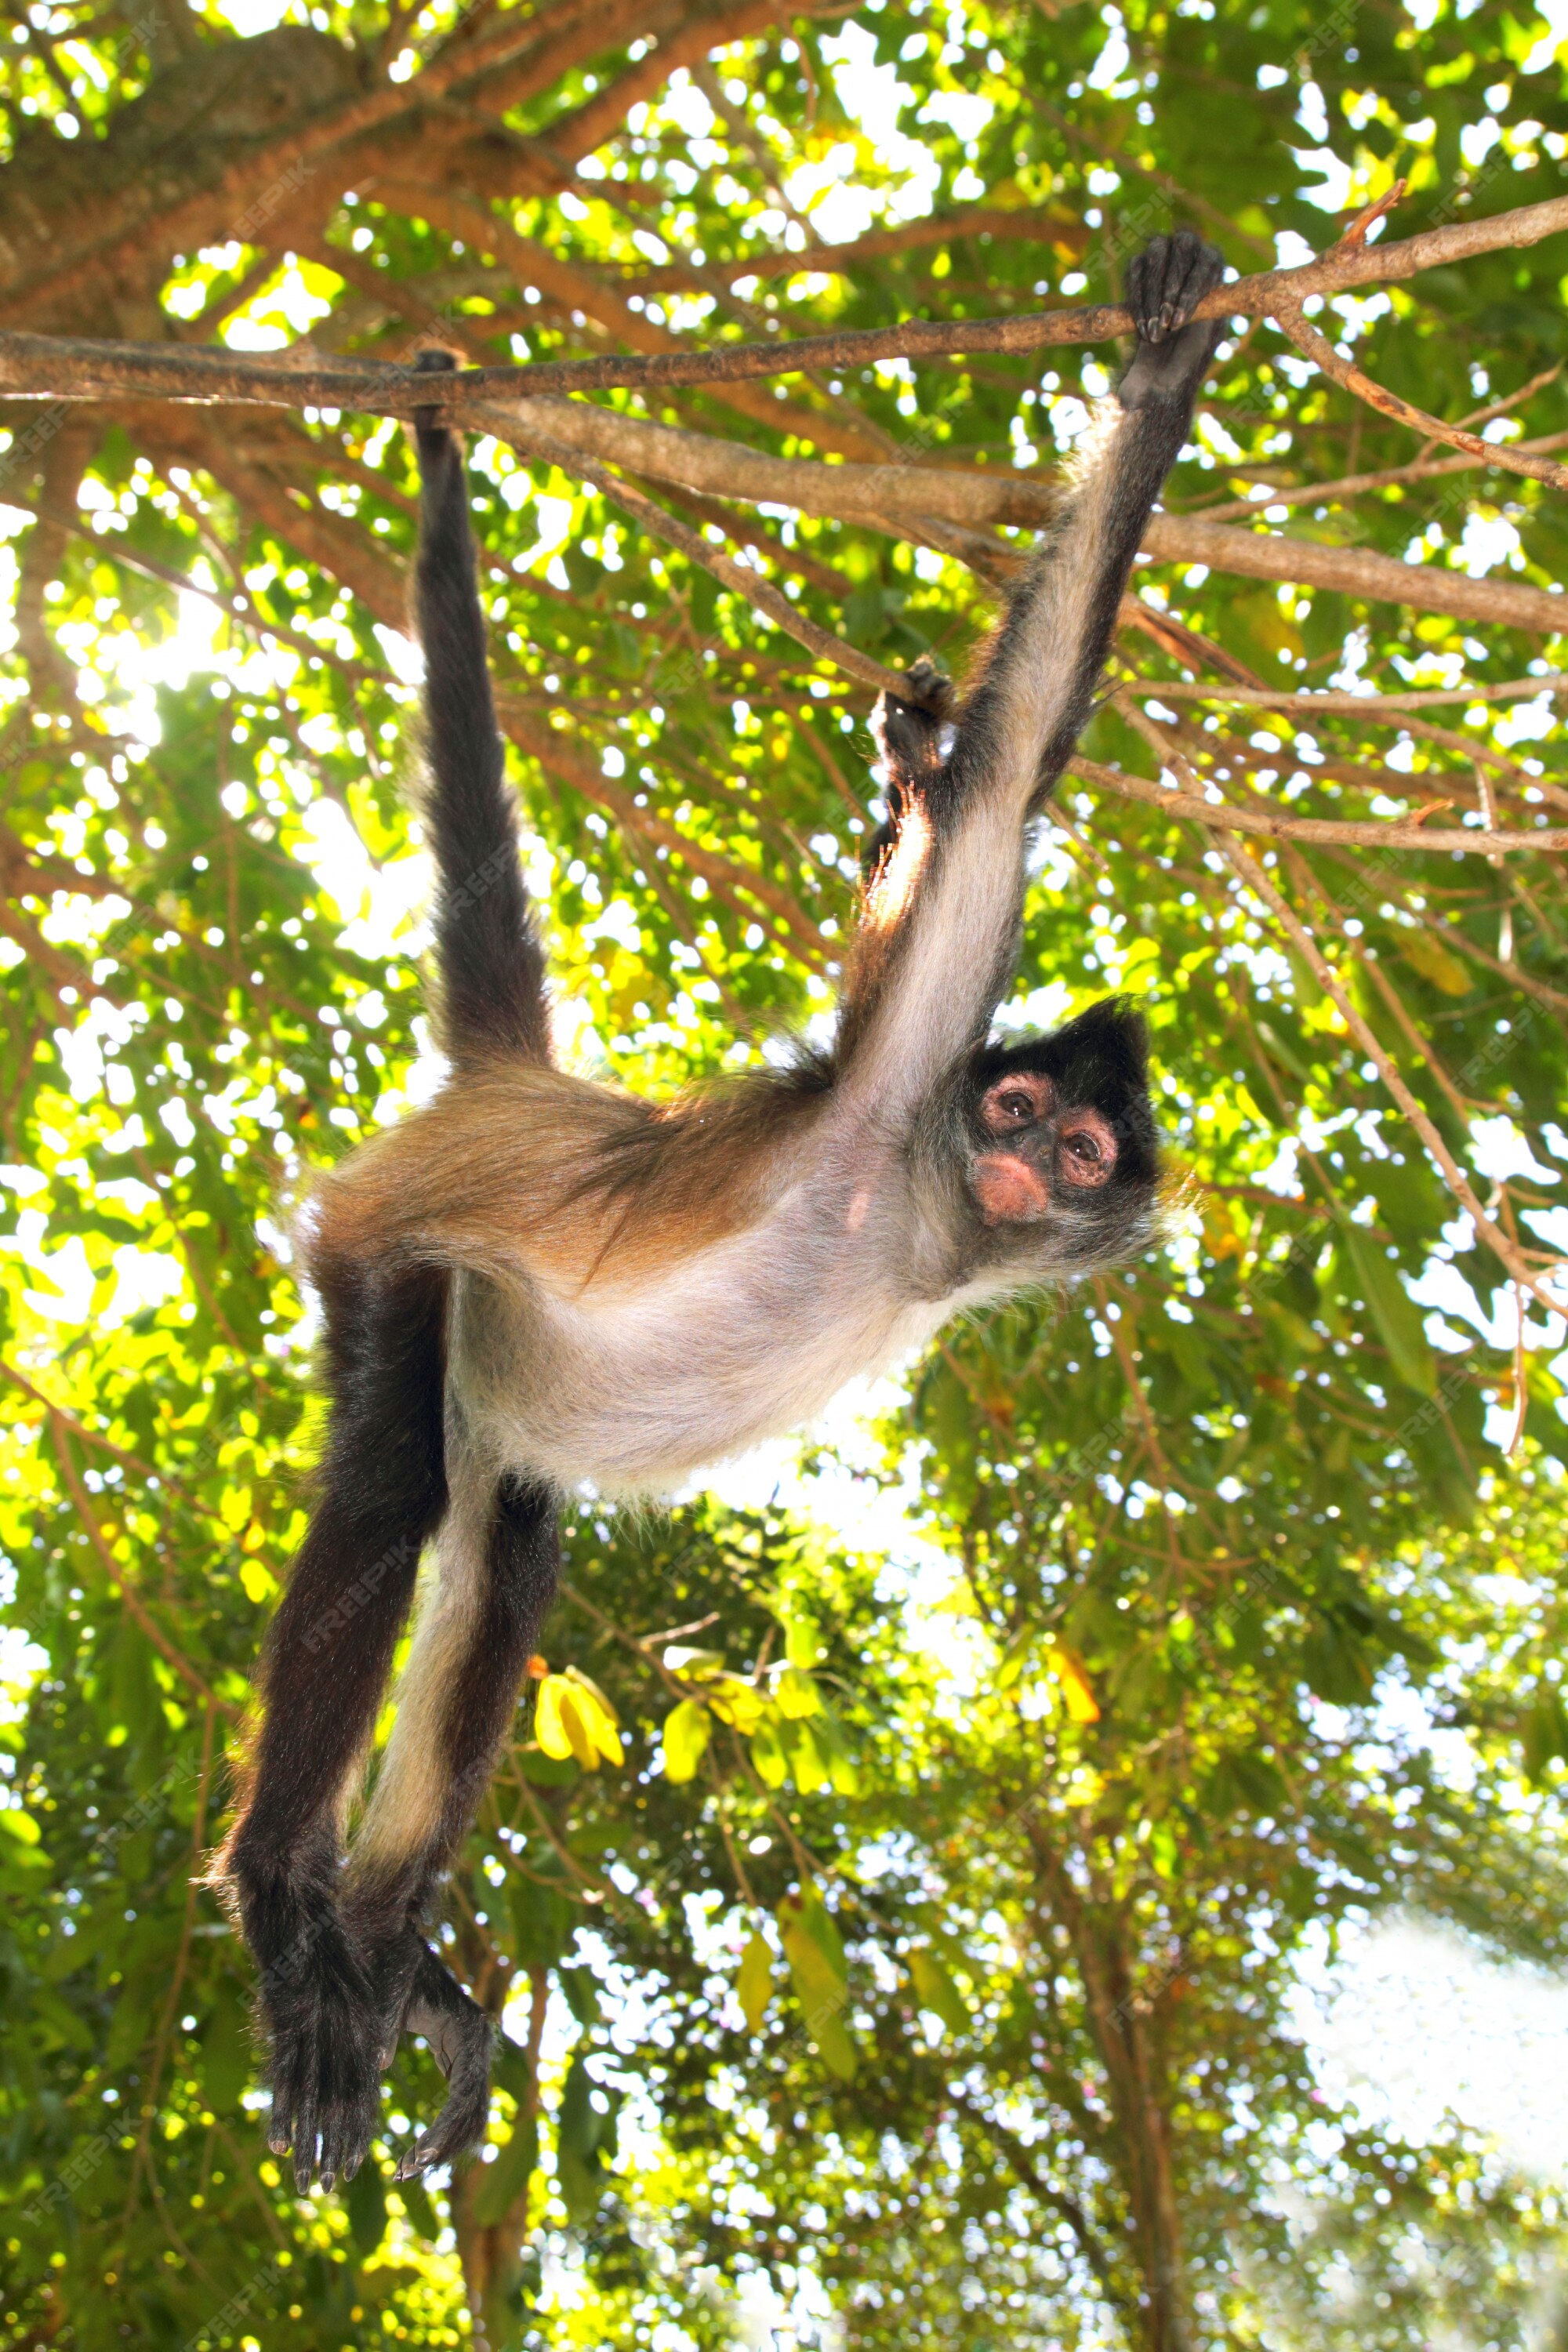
[217,231,1227,2190]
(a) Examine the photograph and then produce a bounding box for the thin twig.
[1221,844,1566,1318]
[509,417,902,695]
[1275,302,1568,495]
[1116,673,1568,713]
[1073,751,1568,855]
[49,1416,230,1711]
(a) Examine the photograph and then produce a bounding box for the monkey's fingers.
[392,1946,495,2181]
[1123,229,1225,345]
[1161,232,1226,336]
[1124,234,1173,343]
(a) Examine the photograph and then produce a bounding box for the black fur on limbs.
[214,354,563,2190]
[216,233,1225,2195]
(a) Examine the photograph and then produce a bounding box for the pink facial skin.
[972,1078,1118,1225]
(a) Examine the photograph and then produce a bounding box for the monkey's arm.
[412,351,551,1065]
[833,234,1224,1113]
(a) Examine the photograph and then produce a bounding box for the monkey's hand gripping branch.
[833,231,1225,1119]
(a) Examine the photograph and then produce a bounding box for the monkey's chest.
[457,1187,972,1498]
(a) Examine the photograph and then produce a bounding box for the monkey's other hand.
[262,1928,383,2193]
[390,1944,495,2181]
[1117,231,1226,407]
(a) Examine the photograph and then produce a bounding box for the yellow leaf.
[775,1665,822,1719]
[707,1674,768,1733]
[535,1674,595,1767]
[239,1555,276,1606]
[738,1933,775,2034]
[1051,1644,1101,1724]
[564,1665,619,1724]
[662,1698,711,1782]
[1399,925,1473,996]
[559,1687,601,1769]
[218,1483,251,1535]
[564,1668,623,1765]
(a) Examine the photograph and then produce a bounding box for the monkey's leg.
[219,1260,448,2192]
[343,1458,558,2179]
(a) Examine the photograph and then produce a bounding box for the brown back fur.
[306,1056,833,1294]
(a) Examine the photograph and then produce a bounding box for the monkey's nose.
[972,1153,1050,1225]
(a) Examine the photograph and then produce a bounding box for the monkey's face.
[961,997,1159,1270]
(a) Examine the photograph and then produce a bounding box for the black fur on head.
[957,996,1160,1274]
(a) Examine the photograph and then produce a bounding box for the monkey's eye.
[980,1073,1052,1134]
[1059,1115,1118,1186]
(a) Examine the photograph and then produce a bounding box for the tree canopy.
[2,0,1568,2347]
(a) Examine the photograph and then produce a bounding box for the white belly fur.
[452,1158,997,1498]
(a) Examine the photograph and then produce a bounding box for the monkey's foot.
[390,1942,495,2180]
[1119,231,1226,406]
[261,1924,382,2193]
[1123,228,1225,345]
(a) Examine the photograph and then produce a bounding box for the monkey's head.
[960,996,1160,1272]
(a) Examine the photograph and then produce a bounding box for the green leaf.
[470,2114,538,2230]
[509,1875,574,1971]
[782,1611,820,1668]
[344,2152,388,2252]
[738,1933,775,2034]
[909,1948,970,2034]
[1339,1224,1436,1397]
[749,1714,788,1788]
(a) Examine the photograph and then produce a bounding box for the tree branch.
[13,190,1568,408]
[1274,302,1568,495]
[1071,752,1568,855]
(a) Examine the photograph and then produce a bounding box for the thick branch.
[11,191,1568,409]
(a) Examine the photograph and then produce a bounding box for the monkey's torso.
[305,1059,1008,1498]
[379,1088,1001,1498]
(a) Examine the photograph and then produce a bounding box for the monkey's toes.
[1125,229,1225,343]
[391,1944,495,2179]
[266,2006,381,2192]
[391,2067,493,2181]
[260,1936,383,2191]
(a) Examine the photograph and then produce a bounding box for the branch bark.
[1274,302,1568,495]
[1072,752,1568,855]
[12,189,1568,408]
